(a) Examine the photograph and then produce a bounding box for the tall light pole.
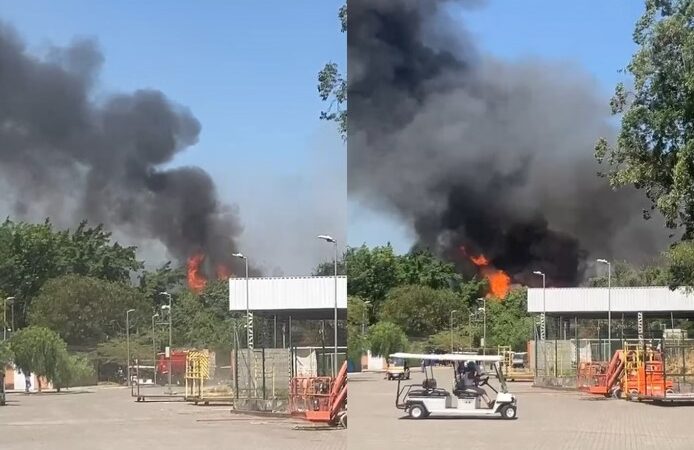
[126,309,135,386]
[597,259,612,357]
[478,298,487,355]
[160,292,172,394]
[151,312,159,385]
[450,310,458,353]
[318,235,339,377]
[232,252,252,395]
[3,297,15,341]
[532,271,546,340]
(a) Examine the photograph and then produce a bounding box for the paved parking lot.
[0,386,345,450]
[349,368,694,450]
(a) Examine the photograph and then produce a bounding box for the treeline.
[345,242,694,365]
[0,218,244,389]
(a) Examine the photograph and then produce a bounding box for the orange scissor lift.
[579,343,673,400]
[288,361,347,427]
[622,342,673,401]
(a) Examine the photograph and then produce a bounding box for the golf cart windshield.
[388,357,405,366]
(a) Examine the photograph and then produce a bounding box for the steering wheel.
[477,375,490,386]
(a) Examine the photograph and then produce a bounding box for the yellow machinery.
[184,350,209,402]
[184,350,233,405]
[497,346,534,382]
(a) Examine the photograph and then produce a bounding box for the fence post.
[262,347,266,400]
[575,316,579,383]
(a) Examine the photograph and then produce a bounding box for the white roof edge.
[228,275,346,280]
[389,352,503,362]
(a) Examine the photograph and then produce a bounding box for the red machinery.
[289,361,347,427]
[578,345,674,399]
[156,350,188,383]
[579,350,625,397]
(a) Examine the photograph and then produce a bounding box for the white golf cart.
[390,352,517,420]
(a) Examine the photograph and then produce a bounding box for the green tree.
[585,260,669,287]
[10,326,67,391]
[0,219,142,329]
[665,240,694,289]
[345,244,401,311]
[138,262,186,307]
[173,280,237,349]
[28,275,149,347]
[53,353,95,392]
[0,341,13,367]
[595,1,694,236]
[94,336,154,365]
[425,328,472,353]
[368,321,408,357]
[485,289,534,351]
[397,250,463,290]
[317,2,347,139]
[380,285,469,338]
[347,296,370,362]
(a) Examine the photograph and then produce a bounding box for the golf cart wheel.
[666,389,674,395]
[501,405,517,420]
[339,412,347,428]
[409,404,426,420]
[612,388,622,399]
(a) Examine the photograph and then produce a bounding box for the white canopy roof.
[390,352,503,362]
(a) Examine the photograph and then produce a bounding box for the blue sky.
[348,0,645,254]
[0,0,346,274]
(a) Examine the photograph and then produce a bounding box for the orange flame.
[216,264,231,280]
[460,247,511,299]
[187,252,207,294]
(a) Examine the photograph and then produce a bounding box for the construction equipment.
[391,353,517,420]
[289,361,347,427]
[497,346,534,382]
[578,343,675,401]
[183,350,233,405]
[622,343,673,401]
[578,349,625,397]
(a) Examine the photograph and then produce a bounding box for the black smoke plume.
[0,22,249,276]
[348,0,669,287]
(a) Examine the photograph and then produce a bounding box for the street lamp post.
[152,313,159,385]
[160,292,172,394]
[3,297,15,341]
[597,259,612,357]
[478,299,487,355]
[450,310,458,353]
[318,235,339,377]
[232,253,252,396]
[532,271,546,340]
[126,309,135,386]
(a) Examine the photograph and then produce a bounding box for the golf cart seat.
[453,387,480,399]
[407,378,449,398]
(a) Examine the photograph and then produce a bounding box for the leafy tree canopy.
[595,0,694,236]
[368,321,408,357]
[0,219,142,328]
[28,275,149,347]
[317,2,347,139]
[10,326,67,389]
[380,285,469,338]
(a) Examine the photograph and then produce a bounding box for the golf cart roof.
[390,352,503,362]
